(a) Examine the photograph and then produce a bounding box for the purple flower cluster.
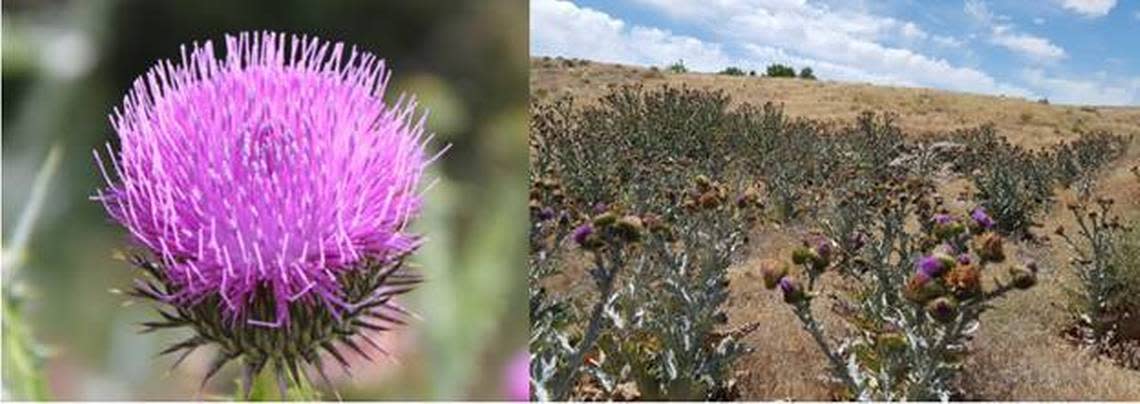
[572,224,595,246]
[95,32,436,326]
[971,207,995,229]
[916,255,948,278]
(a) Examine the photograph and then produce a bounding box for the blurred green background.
[1,0,527,400]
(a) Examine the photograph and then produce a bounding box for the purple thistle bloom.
[971,207,995,229]
[505,350,530,401]
[95,32,437,326]
[572,223,595,246]
[537,207,556,221]
[932,213,954,226]
[778,277,796,294]
[957,254,972,265]
[916,255,946,278]
[813,237,833,259]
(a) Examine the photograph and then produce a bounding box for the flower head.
[97,32,434,326]
[758,259,788,290]
[916,255,948,278]
[97,32,437,392]
[779,276,805,304]
[926,297,959,323]
[932,213,964,239]
[971,207,995,230]
[1009,264,1037,289]
[904,272,944,304]
[945,264,982,299]
[572,223,597,248]
[974,232,1006,263]
[505,350,530,401]
[537,207,556,221]
[932,213,955,226]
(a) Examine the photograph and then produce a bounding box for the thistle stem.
[551,250,622,400]
[790,300,859,395]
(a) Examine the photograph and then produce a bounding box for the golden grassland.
[532,57,1140,399]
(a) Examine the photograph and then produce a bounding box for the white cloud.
[990,27,1066,61]
[1033,17,1046,25]
[932,35,964,48]
[901,22,928,40]
[1023,68,1139,105]
[530,0,737,71]
[965,1,1066,62]
[631,0,1034,97]
[964,0,994,22]
[1058,0,1117,17]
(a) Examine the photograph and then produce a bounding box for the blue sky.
[531,0,1140,106]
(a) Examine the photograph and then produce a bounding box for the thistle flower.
[698,190,721,209]
[915,255,948,278]
[791,247,817,266]
[504,351,530,401]
[809,236,834,262]
[974,232,1005,263]
[572,224,596,247]
[945,264,982,299]
[932,213,964,239]
[903,272,946,304]
[758,259,788,289]
[592,212,618,227]
[779,276,805,304]
[614,215,644,242]
[95,32,437,395]
[926,297,959,323]
[1009,263,1037,289]
[970,207,995,230]
[537,207,556,222]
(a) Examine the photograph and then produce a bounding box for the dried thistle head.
[757,259,788,290]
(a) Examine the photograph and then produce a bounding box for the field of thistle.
[529,57,1140,400]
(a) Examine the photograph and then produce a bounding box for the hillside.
[531,57,1140,150]
[531,57,1140,400]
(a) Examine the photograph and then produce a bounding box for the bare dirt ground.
[532,57,1140,400]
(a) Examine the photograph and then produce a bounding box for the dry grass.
[531,57,1140,150]
[533,57,1140,400]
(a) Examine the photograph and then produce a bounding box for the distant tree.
[765,63,796,78]
[749,70,757,76]
[798,67,816,80]
[667,59,688,73]
[719,66,746,76]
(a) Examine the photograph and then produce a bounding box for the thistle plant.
[763,180,1036,400]
[529,175,759,401]
[944,126,1127,236]
[1048,131,1131,188]
[94,32,438,398]
[1055,197,1134,345]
